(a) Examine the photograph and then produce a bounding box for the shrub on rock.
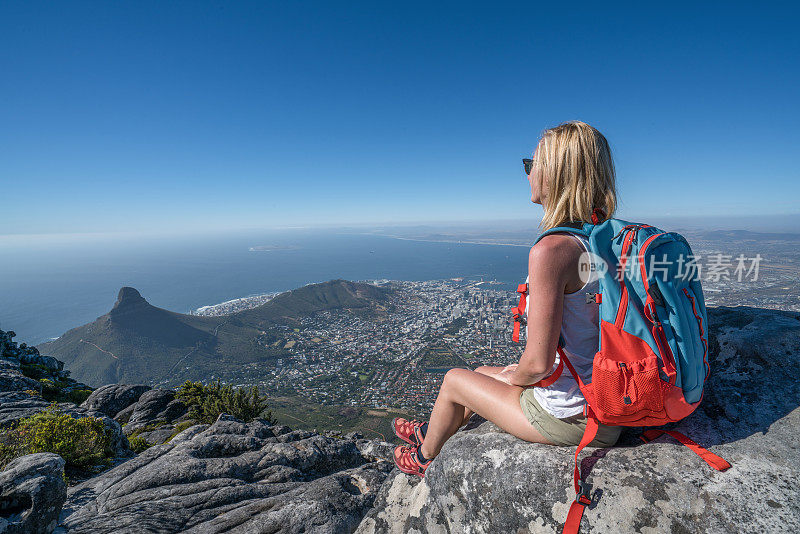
[176,379,273,424]
[128,435,153,453]
[66,388,93,405]
[0,404,112,470]
[166,420,197,442]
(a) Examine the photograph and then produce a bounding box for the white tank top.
[525,234,599,418]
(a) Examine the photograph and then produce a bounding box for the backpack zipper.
[619,362,632,405]
[638,233,678,384]
[683,288,710,382]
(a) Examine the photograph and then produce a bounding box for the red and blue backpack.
[511,212,730,533]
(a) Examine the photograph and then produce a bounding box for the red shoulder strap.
[640,429,730,471]
[511,283,528,343]
[562,414,599,534]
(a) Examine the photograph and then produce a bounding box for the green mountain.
[38,280,392,387]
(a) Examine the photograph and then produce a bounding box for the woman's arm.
[508,235,577,386]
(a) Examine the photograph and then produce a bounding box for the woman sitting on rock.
[393,121,622,476]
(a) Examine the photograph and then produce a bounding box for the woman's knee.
[442,368,473,390]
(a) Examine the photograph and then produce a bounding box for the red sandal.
[392,417,427,446]
[393,444,432,478]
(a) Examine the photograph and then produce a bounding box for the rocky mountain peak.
[114,287,146,308]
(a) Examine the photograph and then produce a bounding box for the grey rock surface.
[80,384,151,418]
[0,392,131,458]
[112,403,136,425]
[59,414,394,533]
[0,359,40,395]
[135,427,175,446]
[0,453,67,534]
[18,352,63,373]
[0,330,44,394]
[124,389,187,434]
[357,306,800,533]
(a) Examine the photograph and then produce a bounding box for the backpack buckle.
[575,480,592,506]
[585,292,601,304]
[512,312,526,326]
[647,285,665,307]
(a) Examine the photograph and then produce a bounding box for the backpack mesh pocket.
[592,355,665,416]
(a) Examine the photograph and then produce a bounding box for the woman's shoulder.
[530,233,584,262]
[528,233,586,294]
[529,233,586,290]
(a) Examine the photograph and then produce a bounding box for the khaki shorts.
[519,388,621,447]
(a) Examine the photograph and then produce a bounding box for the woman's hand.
[509,364,552,387]
[481,364,549,387]
[482,364,550,387]
[492,364,518,385]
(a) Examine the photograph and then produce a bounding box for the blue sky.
[1,1,798,235]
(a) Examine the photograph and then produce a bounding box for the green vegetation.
[66,388,93,404]
[126,421,167,443]
[38,378,59,398]
[128,435,152,453]
[167,420,197,442]
[128,421,169,434]
[126,421,179,453]
[20,362,50,379]
[37,378,92,404]
[176,379,274,424]
[443,316,468,336]
[0,404,112,470]
[18,363,92,404]
[419,345,470,369]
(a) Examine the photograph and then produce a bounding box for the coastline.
[359,233,533,248]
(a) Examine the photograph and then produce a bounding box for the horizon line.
[1,212,798,241]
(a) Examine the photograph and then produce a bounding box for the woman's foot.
[392,417,428,446]
[393,444,432,477]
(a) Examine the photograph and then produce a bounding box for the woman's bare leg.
[459,365,504,425]
[420,368,553,459]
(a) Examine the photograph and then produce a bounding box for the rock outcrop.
[0,453,67,534]
[79,384,192,447]
[0,358,39,395]
[79,384,151,418]
[81,385,191,446]
[124,389,187,431]
[59,414,394,533]
[120,388,191,446]
[356,306,800,533]
[0,329,92,399]
[0,330,50,394]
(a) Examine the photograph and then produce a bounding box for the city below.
[208,279,523,415]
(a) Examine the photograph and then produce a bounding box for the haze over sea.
[1,228,529,345]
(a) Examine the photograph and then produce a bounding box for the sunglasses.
[523,158,537,176]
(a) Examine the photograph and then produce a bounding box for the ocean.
[0,228,531,345]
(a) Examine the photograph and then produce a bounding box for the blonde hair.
[534,121,617,230]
